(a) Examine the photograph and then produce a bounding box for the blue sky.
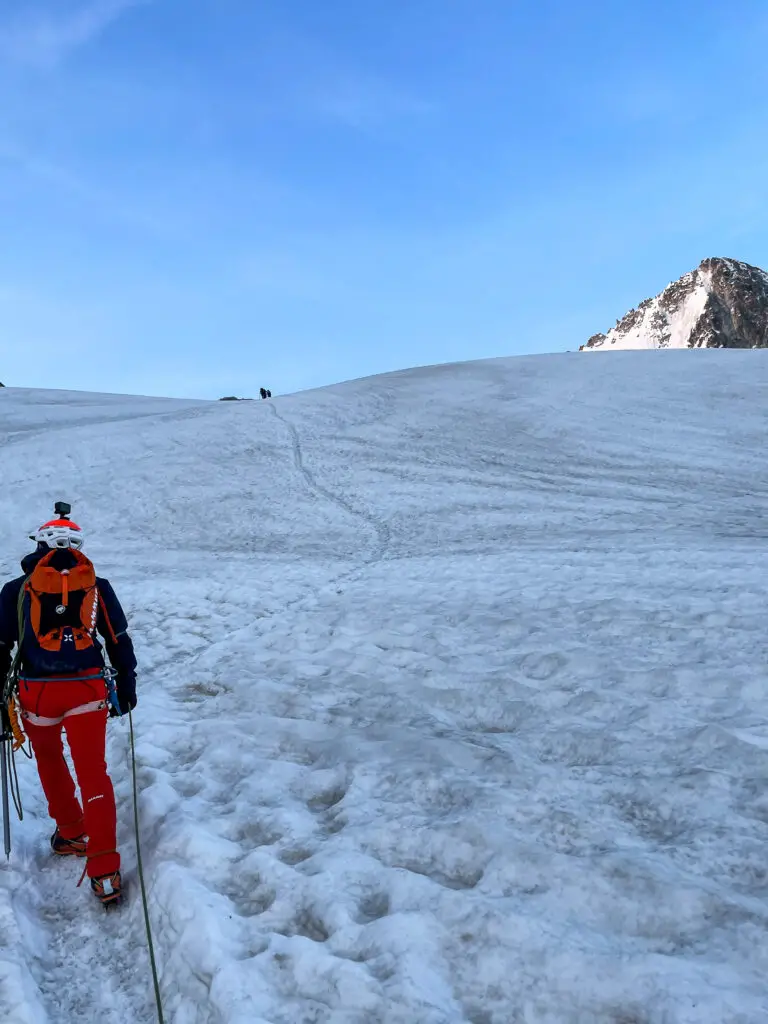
[1,0,767,399]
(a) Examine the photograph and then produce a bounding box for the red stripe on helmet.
[38,519,82,531]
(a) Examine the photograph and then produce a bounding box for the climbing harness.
[21,700,108,727]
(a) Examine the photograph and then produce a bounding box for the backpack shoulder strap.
[17,578,26,637]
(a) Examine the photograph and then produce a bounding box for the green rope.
[129,711,165,1024]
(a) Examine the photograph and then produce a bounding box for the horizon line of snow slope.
[1,350,768,1023]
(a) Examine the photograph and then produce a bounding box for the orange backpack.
[23,549,99,655]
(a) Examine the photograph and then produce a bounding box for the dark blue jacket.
[0,546,137,702]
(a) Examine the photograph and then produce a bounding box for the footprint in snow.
[276,907,331,943]
[356,890,391,924]
[519,651,567,682]
[277,845,313,867]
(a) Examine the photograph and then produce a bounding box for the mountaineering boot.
[51,829,87,857]
[91,870,123,908]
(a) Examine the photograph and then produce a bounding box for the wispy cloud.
[0,137,89,192]
[309,73,435,133]
[0,136,180,237]
[259,30,435,134]
[0,0,149,69]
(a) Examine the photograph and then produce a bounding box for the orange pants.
[18,674,120,879]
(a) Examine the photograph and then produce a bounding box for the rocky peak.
[582,257,768,351]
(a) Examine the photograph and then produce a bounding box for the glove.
[111,675,137,717]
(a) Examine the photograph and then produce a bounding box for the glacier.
[1,350,767,1023]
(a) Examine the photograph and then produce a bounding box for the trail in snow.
[1,398,218,1024]
[270,402,391,566]
[1,352,767,1024]
[2,390,394,1024]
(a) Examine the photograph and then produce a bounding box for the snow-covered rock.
[582,257,768,351]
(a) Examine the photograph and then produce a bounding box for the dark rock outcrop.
[582,258,768,351]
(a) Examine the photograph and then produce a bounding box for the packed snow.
[1,350,767,1024]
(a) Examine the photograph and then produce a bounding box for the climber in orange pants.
[19,672,120,880]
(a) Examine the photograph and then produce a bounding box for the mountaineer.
[0,506,136,906]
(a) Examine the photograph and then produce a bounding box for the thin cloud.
[0,0,149,68]
[0,138,89,193]
[260,29,435,134]
[0,136,181,238]
[310,73,436,133]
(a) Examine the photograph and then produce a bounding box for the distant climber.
[259,388,267,400]
[0,503,137,907]
[266,390,272,398]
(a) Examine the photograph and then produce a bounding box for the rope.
[1,703,27,859]
[1,573,32,857]
[129,710,165,1024]
[8,734,25,819]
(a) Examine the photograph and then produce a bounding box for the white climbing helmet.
[30,517,85,551]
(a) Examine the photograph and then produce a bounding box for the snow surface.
[1,352,768,1023]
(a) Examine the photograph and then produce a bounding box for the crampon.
[91,870,123,908]
[50,829,87,857]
